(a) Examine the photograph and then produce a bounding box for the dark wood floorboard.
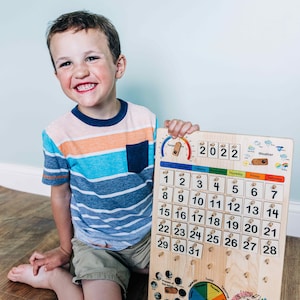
[0,186,299,299]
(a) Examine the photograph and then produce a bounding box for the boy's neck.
[77,98,121,120]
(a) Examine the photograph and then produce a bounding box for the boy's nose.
[74,63,90,78]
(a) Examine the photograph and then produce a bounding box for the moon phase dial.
[161,135,193,160]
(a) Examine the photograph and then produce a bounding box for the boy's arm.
[164,119,200,137]
[30,183,73,275]
[51,182,73,256]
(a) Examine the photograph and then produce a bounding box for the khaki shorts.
[71,232,150,294]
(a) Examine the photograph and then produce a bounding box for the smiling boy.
[8,11,199,300]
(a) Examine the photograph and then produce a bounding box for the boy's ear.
[115,54,126,79]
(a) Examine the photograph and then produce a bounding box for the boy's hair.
[46,10,121,69]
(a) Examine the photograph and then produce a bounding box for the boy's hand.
[29,246,71,275]
[164,119,200,138]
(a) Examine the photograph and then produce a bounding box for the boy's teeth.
[77,83,95,91]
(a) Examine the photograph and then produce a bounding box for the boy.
[8,11,199,300]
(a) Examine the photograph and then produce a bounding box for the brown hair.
[46,10,121,68]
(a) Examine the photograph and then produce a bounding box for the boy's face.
[49,28,125,116]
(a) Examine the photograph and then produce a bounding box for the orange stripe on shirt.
[59,127,154,156]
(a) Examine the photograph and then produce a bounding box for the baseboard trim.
[0,163,299,237]
[286,201,300,238]
[0,163,50,197]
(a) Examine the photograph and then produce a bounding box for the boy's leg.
[72,238,130,299]
[82,279,122,300]
[7,264,83,300]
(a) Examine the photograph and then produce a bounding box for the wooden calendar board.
[148,128,293,300]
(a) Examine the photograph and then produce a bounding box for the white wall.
[0,0,299,202]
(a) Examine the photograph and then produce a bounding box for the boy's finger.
[32,263,41,276]
[29,251,45,265]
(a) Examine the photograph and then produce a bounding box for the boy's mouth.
[75,83,97,92]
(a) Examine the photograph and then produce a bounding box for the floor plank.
[0,186,299,299]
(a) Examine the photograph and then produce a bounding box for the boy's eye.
[58,61,71,68]
[86,56,99,62]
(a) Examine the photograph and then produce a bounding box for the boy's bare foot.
[7,264,53,289]
[8,263,83,300]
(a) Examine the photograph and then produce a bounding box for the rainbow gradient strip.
[160,161,285,183]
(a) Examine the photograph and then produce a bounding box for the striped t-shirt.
[42,100,157,250]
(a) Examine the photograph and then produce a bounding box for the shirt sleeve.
[42,130,70,186]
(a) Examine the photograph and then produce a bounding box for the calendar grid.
[156,165,284,258]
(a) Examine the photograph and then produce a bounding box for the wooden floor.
[0,186,299,299]
[0,186,147,300]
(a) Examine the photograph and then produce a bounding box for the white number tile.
[189,191,207,208]
[223,232,240,249]
[207,194,224,211]
[187,241,203,258]
[205,211,223,229]
[262,221,280,239]
[245,181,264,199]
[157,218,172,236]
[158,186,173,202]
[159,169,174,186]
[224,214,241,233]
[175,171,191,188]
[218,143,229,160]
[205,228,222,246]
[261,239,279,256]
[263,202,282,220]
[172,238,187,254]
[225,197,243,214]
[191,173,208,190]
[265,183,284,201]
[226,178,244,196]
[158,202,172,219]
[172,205,189,222]
[208,142,219,158]
[172,222,188,239]
[230,144,240,161]
[198,141,208,157]
[241,235,259,253]
[208,176,225,193]
[188,224,204,242]
[189,208,205,225]
[156,235,170,251]
[243,199,262,217]
[242,217,261,237]
[173,188,189,205]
